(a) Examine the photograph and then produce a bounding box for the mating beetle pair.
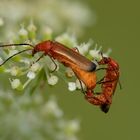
[0,40,121,113]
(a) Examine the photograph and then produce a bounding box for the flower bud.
[27,71,36,79]
[68,82,76,91]
[47,74,58,86]
[9,79,22,89]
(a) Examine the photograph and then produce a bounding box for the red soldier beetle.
[0,40,97,71]
[85,54,120,113]
[32,40,97,72]
[0,40,97,92]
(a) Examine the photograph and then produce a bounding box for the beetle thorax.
[33,40,52,55]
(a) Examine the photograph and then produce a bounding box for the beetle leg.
[96,77,105,84]
[31,53,45,66]
[96,67,107,72]
[34,53,44,63]
[50,57,58,72]
[77,78,85,95]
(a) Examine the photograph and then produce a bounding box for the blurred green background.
[0,0,139,140]
[56,0,140,140]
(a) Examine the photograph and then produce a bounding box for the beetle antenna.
[0,48,32,66]
[0,43,34,48]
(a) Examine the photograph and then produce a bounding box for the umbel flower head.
[0,0,96,38]
[0,91,80,140]
[0,22,111,93]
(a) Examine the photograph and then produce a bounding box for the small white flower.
[47,74,58,85]
[89,44,102,60]
[27,21,37,32]
[27,71,36,79]
[76,40,92,54]
[19,26,28,36]
[0,17,4,26]
[9,79,21,89]
[68,82,76,91]
[30,63,40,72]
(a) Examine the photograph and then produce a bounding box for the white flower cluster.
[0,92,80,140]
[0,22,111,92]
[0,0,96,37]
